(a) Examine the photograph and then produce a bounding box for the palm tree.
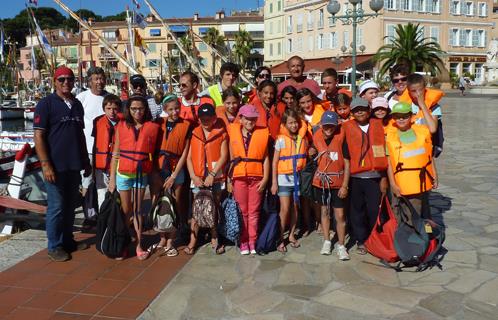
[233,29,253,71]
[178,35,193,71]
[373,23,446,76]
[203,27,225,79]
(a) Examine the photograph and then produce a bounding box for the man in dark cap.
[126,74,162,120]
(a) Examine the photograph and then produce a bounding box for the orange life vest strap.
[394,159,434,194]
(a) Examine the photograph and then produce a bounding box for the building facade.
[264,0,286,66]
[265,0,495,84]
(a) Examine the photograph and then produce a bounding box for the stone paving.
[140,94,498,320]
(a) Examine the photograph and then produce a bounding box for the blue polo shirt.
[34,93,88,172]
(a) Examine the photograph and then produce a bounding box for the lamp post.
[331,54,344,71]
[327,0,383,96]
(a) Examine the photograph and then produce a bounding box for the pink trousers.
[233,177,263,247]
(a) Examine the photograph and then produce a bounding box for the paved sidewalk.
[140,94,498,320]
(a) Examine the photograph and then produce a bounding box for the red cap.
[54,66,74,79]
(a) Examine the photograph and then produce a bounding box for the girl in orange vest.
[271,109,308,252]
[228,104,270,255]
[371,97,391,127]
[279,85,297,111]
[186,103,229,255]
[296,88,325,134]
[108,95,160,260]
[216,87,241,128]
[312,111,350,260]
[331,93,352,124]
[92,94,122,209]
[152,94,191,257]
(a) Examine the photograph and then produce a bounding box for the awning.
[271,54,374,75]
[169,25,188,33]
[245,23,264,32]
[221,24,239,32]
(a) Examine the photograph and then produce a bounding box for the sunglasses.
[180,83,189,88]
[258,73,271,79]
[392,76,408,84]
[132,82,146,88]
[57,77,75,83]
[392,114,411,120]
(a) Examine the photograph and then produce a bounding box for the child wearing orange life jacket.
[331,93,352,124]
[185,103,229,255]
[358,80,379,106]
[271,109,309,252]
[279,85,297,111]
[227,105,270,255]
[216,87,241,128]
[386,102,436,223]
[92,94,122,209]
[296,88,325,135]
[319,68,353,111]
[371,97,391,127]
[152,94,191,257]
[108,95,160,261]
[312,111,350,260]
[342,98,388,255]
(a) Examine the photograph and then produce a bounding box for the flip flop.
[161,247,179,257]
[183,246,195,255]
[289,240,301,248]
[136,248,149,261]
[277,243,287,253]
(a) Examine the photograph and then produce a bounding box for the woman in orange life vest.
[244,66,272,104]
[108,95,160,261]
[92,94,122,209]
[216,87,241,128]
[151,94,191,257]
[185,103,229,255]
[312,111,350,260]
[296,88,325,135]
[271,109,309,252]
[227,105,270,255]
[342,97,388,255]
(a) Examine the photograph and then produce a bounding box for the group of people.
[34,55,443,263]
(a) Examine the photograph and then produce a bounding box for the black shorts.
[313,187,344,208]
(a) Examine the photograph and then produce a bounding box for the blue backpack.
[218,195,241,243]
[256,193,281,254]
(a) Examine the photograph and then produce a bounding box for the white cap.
[358,80,380,96]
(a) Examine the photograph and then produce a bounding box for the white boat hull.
[24,111,34,121]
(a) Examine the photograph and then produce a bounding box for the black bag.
[256,192,281,254]
[432,119,444,158]
[82,181,98,220]
[96,191,131,258]
[299,158,317,200]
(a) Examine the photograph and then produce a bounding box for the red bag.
[365,196,399,263]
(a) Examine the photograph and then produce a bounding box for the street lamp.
[327,0,383,96]
[331,54,344,71]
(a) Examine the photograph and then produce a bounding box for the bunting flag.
[132,0,140,9]
[133,29,149,55]
[0,25,4,64]
[58,29,68,42]
[133,10,148,29]
[31,11,53,53]
[28,0,38,6]
[31,46,36,70]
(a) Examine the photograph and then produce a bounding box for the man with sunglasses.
[123,74,162,120]
[385,64,409,109]
[34,66,91,262]
[179,71,214,123]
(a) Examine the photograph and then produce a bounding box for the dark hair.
[321,68,338,82]
[279,85,297,101]
[220,62,240,77]
[257,80,277,106]
[281,108,301,126]
[406,73,426,87]
[102,94,121,111]
[254,66,271,80]
[154,90,164,105]
[222,87,241,102]
[123,95,152,126]
[87,66,105,79]
[390,64,410,79]
[287,55,304,67]
[181,70,199,86]
[331,92,351,108]
[296,88,319,105]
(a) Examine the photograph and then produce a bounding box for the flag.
[28,0,38,6]
[58,29,67,42]
[132,0,140,9]
[134,29,149,55]
[0,26,4,63]
[31,46,36,70]
[133,10,148,29]
[32,15,53,53]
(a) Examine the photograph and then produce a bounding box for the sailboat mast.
[125,8,137,69]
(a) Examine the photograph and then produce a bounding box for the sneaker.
[320,240,332,255]
[356,243,367,255]
[250,249,257,255]
[240,243,250,255]
[66,241,89,253]
[336,244,350,261]
[48,247,70,262]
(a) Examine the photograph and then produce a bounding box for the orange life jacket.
[268,102,287,140]
[251,98,270,128]
[157,118,190,174]
[190,119,227,180]
[216,106,240,129]
[245,88,258,104]
[277,123,308,175]
[312,128,345,189]
[399,88,444,121]
[321,88,353,111]
[386,124,434,195]
[93,114,121,171]
[228,123,269,178]
[179,96,214,124]
[303,104,325,135]
[117,121,160,175]
[343,118,388,174]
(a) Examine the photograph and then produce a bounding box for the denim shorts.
[278,185,300,197]
[116,174,148,191]
[160,169,186,186]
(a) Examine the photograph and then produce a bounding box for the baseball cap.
[54,66,74,79]
[197,103,216,117]
[371,97,388,110]
[350,97,370,111]
[130,74,146,86]
[162,93,178,104]
[391,102,412,114]
[320,111,338,126]
[238,104,259,118]
[358,80,379,96]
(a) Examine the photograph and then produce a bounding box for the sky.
[0,0,262,19]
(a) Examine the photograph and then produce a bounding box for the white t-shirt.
[359,123,369,133]
[76,89,107,153]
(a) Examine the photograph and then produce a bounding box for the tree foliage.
[373,23,446,76]
[203,27,225,79]
[65,9,102,32]
[233,29,253,70]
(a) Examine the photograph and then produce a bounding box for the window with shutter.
[472,29,479,46]
[459,28,465,46]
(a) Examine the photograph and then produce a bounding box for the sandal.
[289,240,301,248]
[136,248,149,261]
[216,245,225,255]
[183,246,195,255]
[277,243,287,253]
[162,247,179,257]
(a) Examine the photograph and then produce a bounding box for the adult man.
[277,56,321,97]
[126,74,162,119]
[200,62,240,107]
[319,68,352,110]
[34,66,91,262]
[179,71,214,123]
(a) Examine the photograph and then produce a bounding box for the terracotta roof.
[271,54,375,75]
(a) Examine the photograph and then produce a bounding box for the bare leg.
[288,201,299,245]
[334,207,346,245]
[321,206,331,241]
[279,196,291,245]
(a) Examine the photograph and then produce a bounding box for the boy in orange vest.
[386,102,436,223]
[343,98,388,255]
[402,73,439,134]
